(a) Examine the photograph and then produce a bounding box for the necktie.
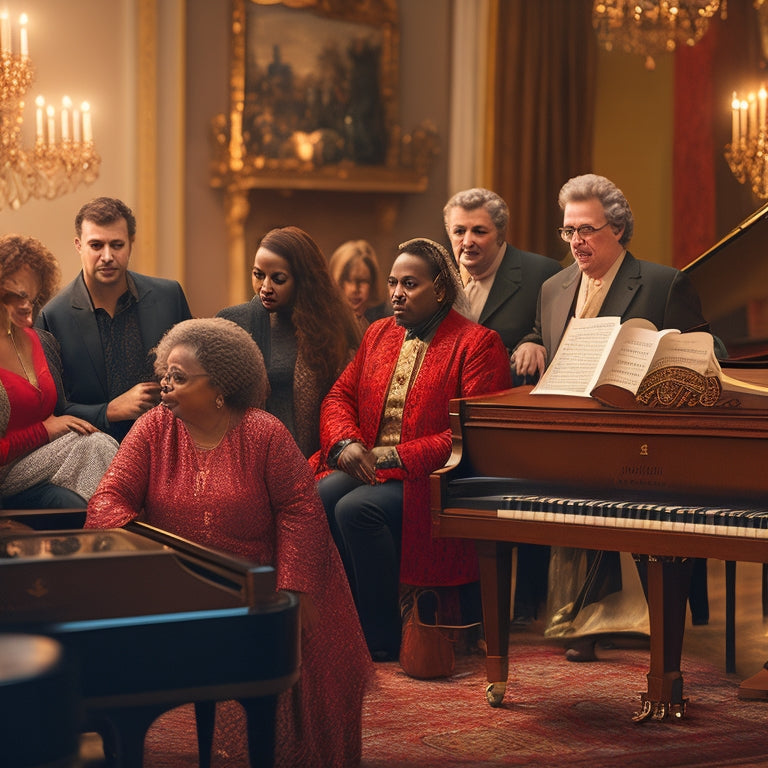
[463,276,482,322]
[579,277,604,319]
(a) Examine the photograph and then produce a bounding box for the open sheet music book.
[531,316,768,408]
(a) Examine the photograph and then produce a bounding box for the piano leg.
[194,701,216,768]
[97,706,165,766]
[194,698,278,768]
[242,695,278,767]
[475,540,512,708]
[633,556,693,723]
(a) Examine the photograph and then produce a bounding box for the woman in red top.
[316,238,512,659]
[0,235,117,508]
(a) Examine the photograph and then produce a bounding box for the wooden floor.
[679,559,767,678]
[512,558,768,679]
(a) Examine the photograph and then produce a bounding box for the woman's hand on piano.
[511,342,547,379]
[337,441,378,485]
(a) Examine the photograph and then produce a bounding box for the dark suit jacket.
[35,271,192,440]
[480,244,561,353]
[518,251,707,364]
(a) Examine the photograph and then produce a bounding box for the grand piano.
[431,201,768,722]
[0,519,300,766]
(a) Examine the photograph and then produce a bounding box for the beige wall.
[593,48,675,266]
[0,2,703,320]
[0,0,139,282]
[184,0,453,318]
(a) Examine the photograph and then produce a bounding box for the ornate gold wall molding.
[136,0,158,276]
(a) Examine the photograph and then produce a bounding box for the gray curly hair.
[153,318,268,411]
[443,188,509,242]
[558,174,634,246]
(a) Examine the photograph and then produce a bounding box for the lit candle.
[61,96,71,141]
[1,13,10,53]
[46,104,55,145]
[72,107,80,143]
[759,87,767,132]
[740,100,748,145]
[749,93,757,138]
[81,102,92,142]
[19,13,27,57]
[35,95,44,142]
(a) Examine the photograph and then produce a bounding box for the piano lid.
[683,200,768,358]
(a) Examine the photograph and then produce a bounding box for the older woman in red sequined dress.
[86,317,371,767]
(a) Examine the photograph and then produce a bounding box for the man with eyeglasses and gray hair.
[513,173,713,662]
[513,173,710,381]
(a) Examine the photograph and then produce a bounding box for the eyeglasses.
[160,370,209,386]
[1,289,40,307]
[557,222,610,242]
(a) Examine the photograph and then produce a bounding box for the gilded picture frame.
[217,0,406,180]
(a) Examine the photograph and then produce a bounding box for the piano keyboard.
[496,494,768,538]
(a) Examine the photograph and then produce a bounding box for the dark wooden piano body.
[0,520,300,766]
[431,379,768,721]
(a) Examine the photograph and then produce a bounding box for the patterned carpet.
[130,637,768,767]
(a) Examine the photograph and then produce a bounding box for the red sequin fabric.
[87,406,373,766]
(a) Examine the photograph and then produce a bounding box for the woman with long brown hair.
[218,226,360,457]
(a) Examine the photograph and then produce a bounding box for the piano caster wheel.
[632,696,688,723]
[485,682,506,708]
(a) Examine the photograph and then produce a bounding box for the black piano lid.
[683,200,768,358]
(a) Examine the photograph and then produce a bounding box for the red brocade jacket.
[316,309,511,586]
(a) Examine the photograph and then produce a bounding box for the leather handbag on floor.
[400,589,478,679]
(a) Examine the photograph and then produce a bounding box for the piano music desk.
[431,385,768,722]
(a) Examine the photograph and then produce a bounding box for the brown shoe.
[738,664,768,700]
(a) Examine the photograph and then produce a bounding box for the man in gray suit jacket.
[444,188,561,625]
[36,198,192,441]
[514,174,708,378]
[514,174,710,660]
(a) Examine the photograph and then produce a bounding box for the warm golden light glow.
[592,0,725,70]
[0,11,100,211]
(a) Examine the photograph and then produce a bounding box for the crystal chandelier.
[592,1,726,70]
[0,11,100,211]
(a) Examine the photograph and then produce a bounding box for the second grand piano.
[0,521,300,766]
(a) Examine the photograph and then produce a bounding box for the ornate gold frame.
[211,0,438,304]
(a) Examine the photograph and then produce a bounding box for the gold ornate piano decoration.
[635,366,722,408]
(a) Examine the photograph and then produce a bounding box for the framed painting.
[219,0,406,178]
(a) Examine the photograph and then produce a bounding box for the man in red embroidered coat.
[316,238,511,659]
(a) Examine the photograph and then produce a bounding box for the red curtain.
[673,0,765,269]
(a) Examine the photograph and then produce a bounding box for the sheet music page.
[531,316,622,396]
[595,322,673,394]
[644,332,715,377]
